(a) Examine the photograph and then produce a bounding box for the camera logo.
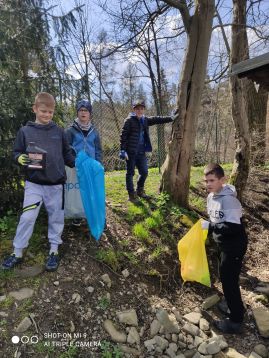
[12,335,39,344]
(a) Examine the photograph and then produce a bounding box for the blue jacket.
[65,121,103,163]
[13,121,75,185]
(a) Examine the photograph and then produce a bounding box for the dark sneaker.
[1,254,23,270]
[214,318,242,334]
[137,188,149,199]
[45,253,59,272]
[128,192,139,203]
[72,218,83,227]
[217,299,231,317]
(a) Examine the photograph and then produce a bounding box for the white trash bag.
[64,166,85,218]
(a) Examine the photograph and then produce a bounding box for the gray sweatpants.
[13,181,64,251]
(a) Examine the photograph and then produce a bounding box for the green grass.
[132,223,151,242]
[95,248,121,271]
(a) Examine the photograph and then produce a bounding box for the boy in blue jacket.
[1,92,75,272]
[65,99,103,226]
[203,163,248,334]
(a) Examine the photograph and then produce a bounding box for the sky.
[48,0,269,98]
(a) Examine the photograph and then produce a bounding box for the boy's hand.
[17,154,30,166]
[201,220,210,230]
[119,150,129,160]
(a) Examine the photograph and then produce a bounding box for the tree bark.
[161,0,215,207]
[229,0,250,200]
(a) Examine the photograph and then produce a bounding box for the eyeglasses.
[78,109,89,112]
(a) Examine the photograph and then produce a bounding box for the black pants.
[126,153,148,193]
[218,245,247,323]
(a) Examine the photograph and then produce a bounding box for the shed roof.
[231,52,269,90]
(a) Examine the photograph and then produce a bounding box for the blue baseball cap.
[76,99,92,113]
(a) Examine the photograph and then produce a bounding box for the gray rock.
[101,274,112,288]
[127,327,140,345]
[194,336,204,347]
[15,317,32,333]
[249,352,263,358]
[184,312,202,325]
[202,294,220,310]
[206,341,221,355]
[53,281,59,286]
[192,353,202,358]
[252,307,269,338]
[0,295,7,302]
[182,322,200,337]
[0,311,8,318]
[154,336,169,351]
[172,334,178,343]
[14,264,44,278]
[144,338,156,351]
[103,319,126,343]
[184,349,197,358]
[86,286,94,293]
[150,319,161,337]
[118,345,141,356]
[156,309,180,334]
[199,318,210,331]
[116,309,138,326]
[9,288,34,301]
[253,344,268,358]
[72,293,81,303]
[226,348,247,358]
[122,269,130,278]
[198,342,208,355]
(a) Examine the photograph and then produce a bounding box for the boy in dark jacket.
[119,100,173,201]
[203,163,248,334]
[1,92,75,272]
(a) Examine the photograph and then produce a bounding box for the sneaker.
[136,188,149,199]
[217,299,231,317]
[72,218,83,227]
[1,254,23,270]
[214,318,242,334]
[128,192,139,203]
[45,253,59,272]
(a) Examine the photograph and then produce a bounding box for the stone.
[249,352,263,358]
[87,286,94,293]
[116,309,138,326]
[206,341,221,355]
[226,348,247,358]
[182,322,200,337]
[122,269,130,278]
[255,283,269,296]
[0,311,8,318]
[103,319,126,343]
[150,319,161,337]
[192,353,202,358]
[0,295,7,302]
[202,294,220,310]
[154,336,169,351]
[199,318,210,331]
[184,349,197,358]
[156,309,180,334]
[53,281,59,286]
[253,344,268,358]
[184,312,202,325]
[252,307,269,337]
[172,334,178,343]
[72,293,81,304]
[127,327,140,345]
[14,264,44,278]
[9,288,34,301]
[144,338,156,351]
[119,345,141,356]
[194,336,204,347]
[15,317,32,333]
[101,274,112,288]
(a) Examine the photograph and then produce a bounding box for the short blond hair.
[34,92,55,108]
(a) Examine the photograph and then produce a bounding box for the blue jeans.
[126,153,148,193]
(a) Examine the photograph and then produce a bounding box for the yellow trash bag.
[177,219,211,287]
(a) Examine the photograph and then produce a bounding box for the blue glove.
[119,150,129,160]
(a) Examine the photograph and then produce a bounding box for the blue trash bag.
[75,151,106,240]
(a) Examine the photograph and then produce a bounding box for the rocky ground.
[0,168,269,358]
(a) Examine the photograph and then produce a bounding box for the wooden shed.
[231,52,269,90]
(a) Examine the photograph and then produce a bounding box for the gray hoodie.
[207,184,242,225]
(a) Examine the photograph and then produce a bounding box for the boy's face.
[204,173,225,193]
[78,107,91,124]
[33,104,54,125]
[134,105,145,119]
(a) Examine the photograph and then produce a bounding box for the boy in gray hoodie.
[203,163,248,334]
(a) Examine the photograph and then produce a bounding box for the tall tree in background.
[160,0,215,207]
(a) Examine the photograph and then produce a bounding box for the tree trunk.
[161,0,215,207]
[229,0,250,200]
[265,97,269,162]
